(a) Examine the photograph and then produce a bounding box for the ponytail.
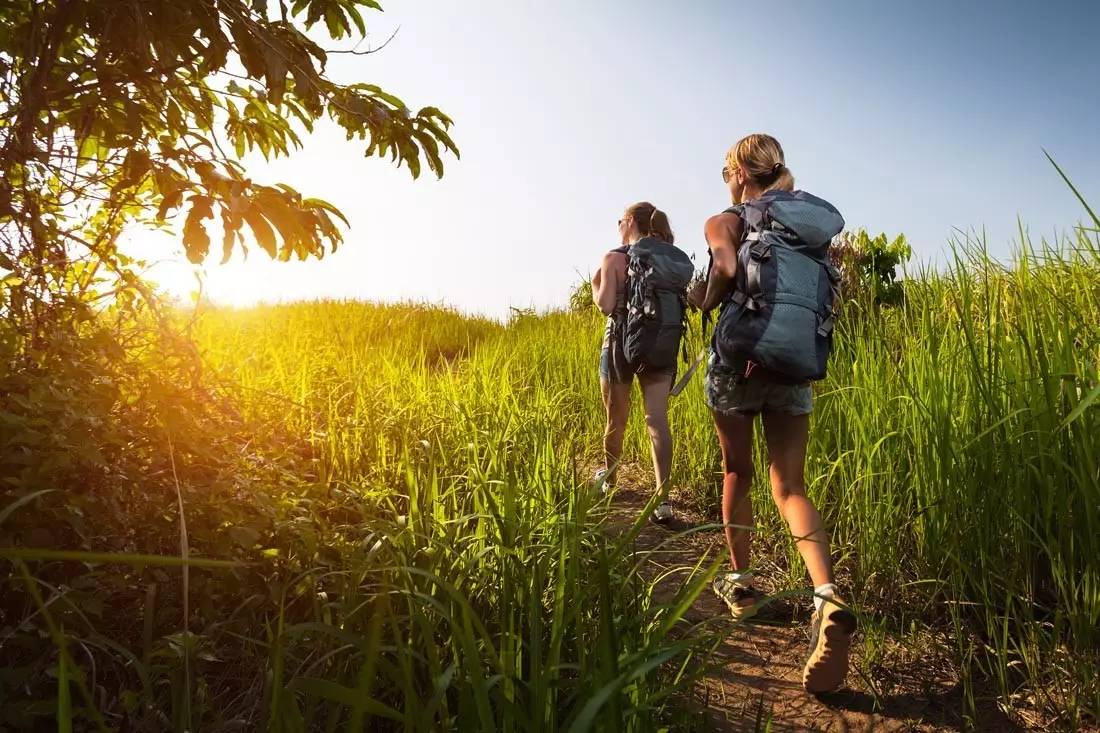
[729,134,796,193]
[766,163,796,192]
[624,201,675,244]
[647,207,674,243]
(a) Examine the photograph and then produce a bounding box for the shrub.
[830,229,912,307]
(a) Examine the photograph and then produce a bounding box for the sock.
[728,570,754,588]
[813,583,838,613]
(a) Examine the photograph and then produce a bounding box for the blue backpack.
[712,190,845,382]
[610,237,694,372]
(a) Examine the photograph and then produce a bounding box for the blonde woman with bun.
[688,134,856,693]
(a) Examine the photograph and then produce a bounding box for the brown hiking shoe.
[712,573,763,621]
[802,595,857,693]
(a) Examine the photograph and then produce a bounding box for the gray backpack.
[712,190,844,382]
[612,237,694,371]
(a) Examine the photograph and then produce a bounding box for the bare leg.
[601,377,631,485]
[638,372,673,494]
[761,411,833,587]
[713,410,755,572]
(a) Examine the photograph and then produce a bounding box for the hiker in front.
[688,134,857,693]
[592,202,693,525]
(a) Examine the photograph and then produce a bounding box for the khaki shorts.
[704,352,813,416]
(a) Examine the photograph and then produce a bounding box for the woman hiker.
[687,134,857,693]
[591,201,692,525]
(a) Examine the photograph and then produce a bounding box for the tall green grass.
[2,298,721,730]
[191,212,1099,726]
[191,301,719,730]
[192,214,1099,723]
[5,216,1097,728]
[663,224,1100,724]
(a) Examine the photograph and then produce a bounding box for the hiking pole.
[670,349,706,397]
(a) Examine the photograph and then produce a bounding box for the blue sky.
[138,0,1100,318]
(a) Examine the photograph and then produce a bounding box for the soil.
[602,472,1030,732]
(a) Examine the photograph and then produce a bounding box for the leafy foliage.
[0,0,459,339]
[0,302,717,730]
[569,277,595,313]
[830,229,912,307]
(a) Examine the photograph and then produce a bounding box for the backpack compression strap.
[724,202,771,312]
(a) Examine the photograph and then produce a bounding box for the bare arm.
[689,213,743,312]
[592,251,626,316]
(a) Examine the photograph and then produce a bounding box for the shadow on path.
[602,478,1019,732]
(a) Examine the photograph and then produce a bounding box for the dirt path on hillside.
[602,471,1026,732]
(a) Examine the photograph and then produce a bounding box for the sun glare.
[126,228,331,308]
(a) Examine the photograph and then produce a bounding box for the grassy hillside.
[2,227,1098,729]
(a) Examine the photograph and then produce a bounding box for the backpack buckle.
[732,291,759,312]
[750,242,772,261]
[817,314,835,337]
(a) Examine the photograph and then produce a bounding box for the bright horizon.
[129,0,1100,319]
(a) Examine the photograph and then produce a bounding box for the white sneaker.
[593,468,614,494]
[651,501,674,524]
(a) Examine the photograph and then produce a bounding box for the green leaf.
[1061,382,1100,429]
[58,637,73,733]
[183,195,214,263]
[288,678,402,720]
[221,208,241,264]
[0,548,238,568]
[341,1,367,36]
[243,204,278,258]
[323,6,346,39]
[0,490,55,527]
[302,197,349,226]
[356,83,406,109]
[1045,149,1100,230]
[157,187,185,221]
[231,18,268,78]
[228,525,261,548]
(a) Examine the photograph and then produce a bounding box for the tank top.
[602,246,630,348]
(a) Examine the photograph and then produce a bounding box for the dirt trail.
[603,476,1024,732]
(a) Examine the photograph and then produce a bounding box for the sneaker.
[651,501,674,525]
[593,468,614,494]
[802,595,857,693]
[712,573,763,621]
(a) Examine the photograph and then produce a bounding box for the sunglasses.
[721,164,738,184]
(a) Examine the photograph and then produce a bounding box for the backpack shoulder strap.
[722,200,773,311]
[724,200,774,242]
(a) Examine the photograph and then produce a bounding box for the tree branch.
[325,26,400,56]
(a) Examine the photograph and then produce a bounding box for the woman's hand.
[686,278,706,309]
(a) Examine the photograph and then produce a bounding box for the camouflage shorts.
[704,352,813,417]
